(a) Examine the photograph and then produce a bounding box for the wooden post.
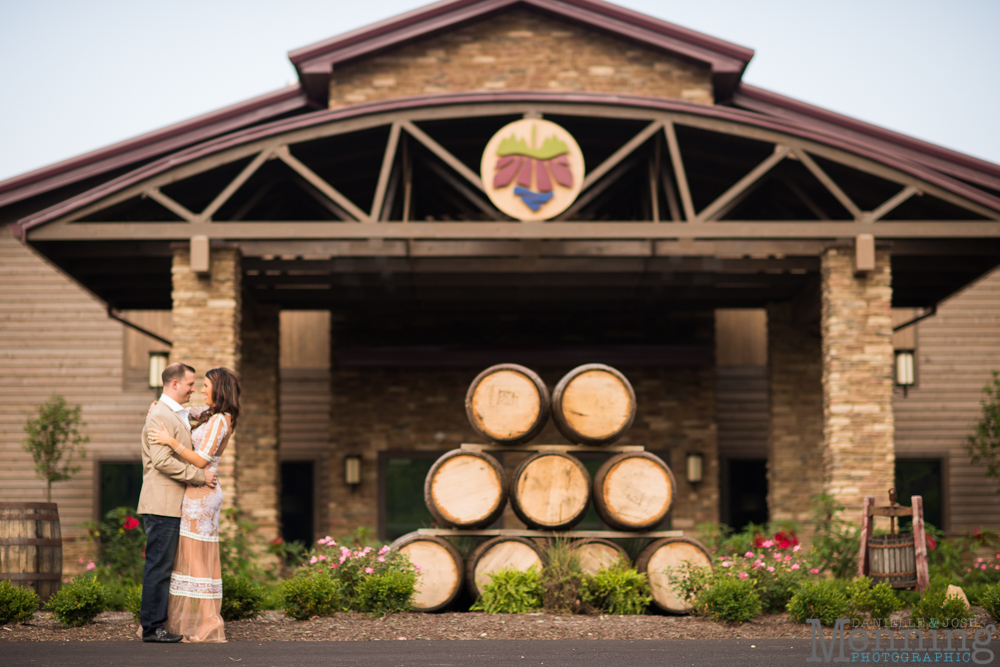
[858,495,875,578]
[911,495,930,592]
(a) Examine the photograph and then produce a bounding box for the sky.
[1,0,998,182]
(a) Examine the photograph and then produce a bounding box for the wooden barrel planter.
[593,452,675,531]
[424,450,508,529]
[635,537,712,614]
[0,502,62,603]
[466,536,544,599]
[551,364,636,445]
[510,452,591,530]
[868,534,917,588]
[569,538,629,575]
[466,364,550,445]
[390,533,464,612]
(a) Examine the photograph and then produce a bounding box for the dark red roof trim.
[0,85,314,209]
[288,0,753,103]
[732,84,1000,192]
[14,89,1000,239]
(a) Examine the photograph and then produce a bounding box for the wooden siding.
[894,266,1000,533]
[716,366,768,460]
[0,235,158,569]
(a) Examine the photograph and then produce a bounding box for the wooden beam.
[380,155,401,222]
[230,181,273,221]
[292,175,354,222]
[661,165,682,222]
[786,181,830,220]
[274,145,369,222]
[425,160,505,221]
[369,122,401,221]
[198,147,273,222]
[401,120,484,191]
[554,159,636,221]
[869,185,918,222]
[794,148,863,219]
[30,220,1000,241]
[649,143,660,223]
[401,137,412,223]
[145,188,197,222]
[581,121,662,192]
[663,121,695,221]
[697,145,790,222]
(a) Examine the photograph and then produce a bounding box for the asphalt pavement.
[7,639,1000,667]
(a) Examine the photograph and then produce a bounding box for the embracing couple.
[136,362,241,643]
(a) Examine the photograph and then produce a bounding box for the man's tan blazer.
[137,401,206,517]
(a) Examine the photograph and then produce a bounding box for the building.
[2,0,999,569]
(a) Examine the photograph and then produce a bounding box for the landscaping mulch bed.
[2,608,997,642]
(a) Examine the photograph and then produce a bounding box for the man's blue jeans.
[139,514,180,638]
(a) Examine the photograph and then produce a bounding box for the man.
[137,362,217,643]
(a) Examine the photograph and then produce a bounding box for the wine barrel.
[466,364,550,444]
[569,538,629,575]
[424,450,508,529]
[593,452,675,531]
[635,537,712,614]
[0,502,62,602]
[510,452,591,530]
[868,534,917,588]
[390,533,464,612]
[466,536,544,599]
[551,364,635,445]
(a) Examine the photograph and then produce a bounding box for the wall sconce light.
[895,350,915,397]
[344,455,362,486]
[149,352,169,393]
[686,452,704,485]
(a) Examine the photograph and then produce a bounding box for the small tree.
[966,371,1000,493]
[22,396,89,502]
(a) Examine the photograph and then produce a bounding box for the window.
[895,459,943,531]
[378,452,442,541]
[99,462,143,519]
[726,458,768,531]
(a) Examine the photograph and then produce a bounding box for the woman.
[147,367,240,643]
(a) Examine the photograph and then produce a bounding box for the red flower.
[270,537,283,545]
[926,535,937,551]
[753,534,767,548]
[774,531,800,549]
[123,516,139,531]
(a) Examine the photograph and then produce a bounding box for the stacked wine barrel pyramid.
[390,363,712,613]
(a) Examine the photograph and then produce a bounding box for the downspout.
[107,307,173,347]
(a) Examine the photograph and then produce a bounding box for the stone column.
[767,300,824,528]
[821,247,895,513]
[238,294,281,548]
[171,245,241,489]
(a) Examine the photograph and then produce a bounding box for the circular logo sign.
[481,119,585,221]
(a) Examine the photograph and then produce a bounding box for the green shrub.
[281,570,346,620]
[470,568,543,614]
[82,508,146,585]
[787,580,850,627]
[583,563,651,615]
[847,577,903,625]
[910,587,974,629]
[45,576,108,627]
[221,574,265,621]
[699,577,761,623]
[540,540,590,614]
[0,581,39,625]
[124,585,142,624]
[809,495,860,579]
[978,584,1000,623]
[354,569,416,616]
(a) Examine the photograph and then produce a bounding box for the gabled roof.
[288,0,754,104]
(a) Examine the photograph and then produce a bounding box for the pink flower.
[791,564,800,570]
[738,572,748,580]
[994,565,999,570]
[318,555,326,561]
[339,555,347,564]
[810,568,820,575]
[978,557,984,563]
[362,546,373,555]
[727,572,733,577]
[341,546,350,555]
[760,540,775,548]
[310,556,318,564]
[720,561,732,568]
[784,555,792,562]
[744,551,754,558]
[365,567,374,574]
[85,561,96,571]
[414,564,421,573]
[378,545,390,556]
[767,566,776,573]
[793,545,802,553]
[78,558,85,564]
[378,556,385,563]
[982,564,987,571]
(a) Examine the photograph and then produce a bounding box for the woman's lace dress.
[164,408,231,643]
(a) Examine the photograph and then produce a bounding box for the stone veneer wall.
[326,364,717,535]
[821,248,895,513]
[238,295,281,547]
[767,301,824,528]
[170,246,241,499]
[328,8,714,108]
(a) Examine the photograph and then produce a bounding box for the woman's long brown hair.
[205,367,241,431]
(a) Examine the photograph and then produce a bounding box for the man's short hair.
[162,362,196,387]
